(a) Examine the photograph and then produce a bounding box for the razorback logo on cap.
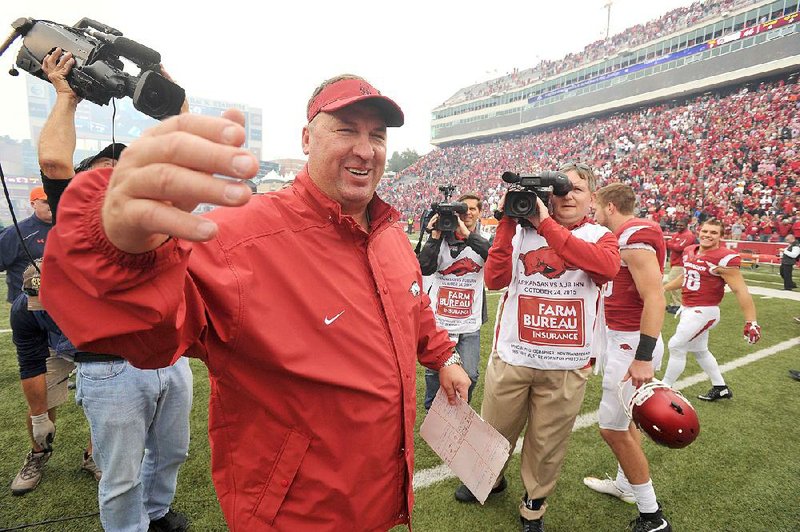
[306,77,404,126]
[519,247,576,279]
[439,258,482,277]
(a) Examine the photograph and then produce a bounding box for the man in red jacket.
[664,219,696,314]
[41,75,470,531]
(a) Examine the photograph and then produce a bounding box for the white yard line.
[413,336,800,491]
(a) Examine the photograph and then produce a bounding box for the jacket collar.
[293,166,398,232]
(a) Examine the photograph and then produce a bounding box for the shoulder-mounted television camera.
[430,185,467,232]
[501,171,573,219]
[3,17,185,119]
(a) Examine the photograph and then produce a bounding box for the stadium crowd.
[382,76,800,241]
[442,0,760,106]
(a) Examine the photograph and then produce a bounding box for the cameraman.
[36,48,191,532]
[418,193,489,408]
[10,260,100,496]
[454,164,619,531]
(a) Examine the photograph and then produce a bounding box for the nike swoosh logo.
[652,520,669,531]
[324,310,345,325]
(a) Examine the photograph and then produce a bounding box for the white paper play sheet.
[419,388,510,504]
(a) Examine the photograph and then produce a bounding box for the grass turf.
[0,269,798,531]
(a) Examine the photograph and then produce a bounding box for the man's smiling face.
[302,102,387,217]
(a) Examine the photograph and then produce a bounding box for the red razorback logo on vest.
[519,247,575,279]
[439,258,482,276]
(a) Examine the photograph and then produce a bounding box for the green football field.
[0,266,798,532]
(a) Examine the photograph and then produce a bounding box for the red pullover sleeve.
[484,217,518,290]
[415,291,457,370]
[39,168,209,369]
[537,217,620,285]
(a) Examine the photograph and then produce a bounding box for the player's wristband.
[634,334,657,361]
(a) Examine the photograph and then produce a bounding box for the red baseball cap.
[307,78,404,127]
[29,186,47,202]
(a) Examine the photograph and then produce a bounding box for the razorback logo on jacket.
[439,257,482,276]
[519,247,575,279]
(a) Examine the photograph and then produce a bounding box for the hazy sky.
[0,0,694,161]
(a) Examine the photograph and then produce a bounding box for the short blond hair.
[595,183,635,215]
[559,162,598,192]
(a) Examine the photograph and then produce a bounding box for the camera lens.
[512,196,531,214]
[133,71,185,119]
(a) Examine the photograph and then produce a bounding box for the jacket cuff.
[82,177,188,271]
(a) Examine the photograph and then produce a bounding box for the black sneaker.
[149,509,189,532]
[454,475,507,503]
[630,506,671,532]
[697,385,733,401]
[665,305,679,315]
[789,370,800,382]
[520,516,545,532]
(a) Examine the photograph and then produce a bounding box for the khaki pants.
[481,350,591,520]
[665,266,684,307]
[46,355,75,410]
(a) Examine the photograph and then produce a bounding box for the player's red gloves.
[744,321,761,344]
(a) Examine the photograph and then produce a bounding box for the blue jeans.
[424,329,481,409]
[76,357,193,532]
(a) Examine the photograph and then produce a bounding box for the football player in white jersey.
[662,219,761,401]
[583,183,672,532]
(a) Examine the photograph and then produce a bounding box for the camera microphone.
[87,30,161,66]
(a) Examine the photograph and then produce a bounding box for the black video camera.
[429,185,467,232]
[6,17,185,119]
[501,171,573,218]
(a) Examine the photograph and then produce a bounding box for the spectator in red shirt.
[792,217,800,238]
[745,219,761,241]
[776,217,792,242]
[664,219,696,313]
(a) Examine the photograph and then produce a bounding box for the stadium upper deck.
[431,0,800,145]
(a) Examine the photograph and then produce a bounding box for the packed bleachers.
[442,0,760,106]
[380,74,800,241]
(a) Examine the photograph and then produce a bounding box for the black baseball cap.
[74,143,127,174]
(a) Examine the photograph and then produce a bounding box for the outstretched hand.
[100,109,259,254]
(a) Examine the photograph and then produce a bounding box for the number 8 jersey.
[680,244,742,307]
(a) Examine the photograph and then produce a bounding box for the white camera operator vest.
[426,239,485,335]
[493,223,609,370]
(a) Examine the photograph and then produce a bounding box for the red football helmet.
[623,380,700,449]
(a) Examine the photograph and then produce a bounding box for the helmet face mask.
[623,380,700,449]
